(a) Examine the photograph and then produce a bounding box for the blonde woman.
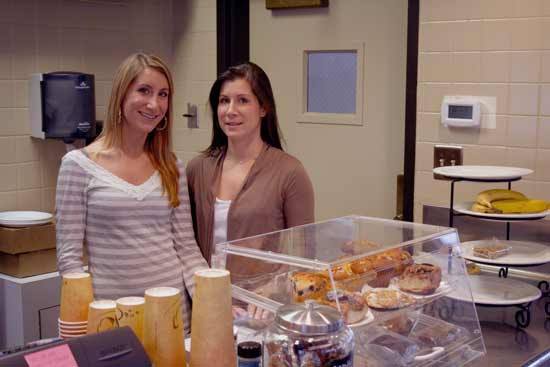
[55,53,208,334]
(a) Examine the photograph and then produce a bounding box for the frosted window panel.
[307,51,357,114]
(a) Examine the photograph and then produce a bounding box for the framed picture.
[266,0,329,10]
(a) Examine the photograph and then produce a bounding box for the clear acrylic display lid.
[213,215,459,270]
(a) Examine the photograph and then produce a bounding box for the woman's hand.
[247,304,274,320]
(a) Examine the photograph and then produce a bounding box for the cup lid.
[274,300,344,335]
[237,341,262,359]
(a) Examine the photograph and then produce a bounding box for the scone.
[398,263,442,295]
[289,272,328,302]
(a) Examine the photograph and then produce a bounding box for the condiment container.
[263,300,354,367]
[238,341,262,367]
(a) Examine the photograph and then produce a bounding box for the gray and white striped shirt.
[55,149,208,333]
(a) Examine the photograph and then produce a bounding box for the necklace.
[226,144,265,166]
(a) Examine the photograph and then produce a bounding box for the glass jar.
[263,300,354,367]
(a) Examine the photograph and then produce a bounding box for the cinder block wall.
[415,0,550,222]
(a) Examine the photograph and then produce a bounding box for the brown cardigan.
[186,145,315,263]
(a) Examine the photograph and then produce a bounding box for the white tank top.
[213,197,232,246]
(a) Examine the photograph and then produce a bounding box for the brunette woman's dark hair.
[204,62,284,155]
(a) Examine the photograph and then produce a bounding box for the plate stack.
[0,211,56,277]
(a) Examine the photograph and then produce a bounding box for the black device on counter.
[0,327,150,367]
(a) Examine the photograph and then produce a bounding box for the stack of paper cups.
[190,269,236,367]
[116,296,145,344]
[87,300,117,335]
[143,287,185,367]
[58,319,87,339]
[58,272,93,338]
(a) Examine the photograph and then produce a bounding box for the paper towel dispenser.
[29,72,96,143]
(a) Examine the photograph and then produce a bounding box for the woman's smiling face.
[122,67,169,135]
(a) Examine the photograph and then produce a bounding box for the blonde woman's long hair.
[97,53,180,207]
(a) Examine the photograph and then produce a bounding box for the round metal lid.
[275,300,344,335]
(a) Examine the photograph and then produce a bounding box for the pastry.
[364,289,414,309]
[367,249,414,288]
[413,323,467,348]
[398,263,442,295]
[370,334,418,361]
[466,262,481,275]
[318,261,376,292]
[319,263,354,281]
[341,239,381,255]
[289,272,328,302]
[473,244,509,259]
[320,290,368,324]
[383,314,413,335]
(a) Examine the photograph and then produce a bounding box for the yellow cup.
[86,300,117,335]
[116,296,145,344]
[143,287,185,367]
[59,272,94,322]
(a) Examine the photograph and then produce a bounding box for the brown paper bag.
[190,269,236,367]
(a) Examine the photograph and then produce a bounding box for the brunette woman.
[186,62,314,264]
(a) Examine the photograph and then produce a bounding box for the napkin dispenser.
[0,327,150,367]
[29,71,96,143]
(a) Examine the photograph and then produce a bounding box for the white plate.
[461,240,550,266]
[348,309,375,329]
[0,211,53,228]
[432,165,533,180]
[447,275,541,306]
[453,202,549,220]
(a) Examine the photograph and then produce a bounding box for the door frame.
[217,0,419,222]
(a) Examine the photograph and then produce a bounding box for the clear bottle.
[263,300,354,367]
[238,341,262,367]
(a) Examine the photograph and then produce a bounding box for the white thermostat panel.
[441,96,481,127]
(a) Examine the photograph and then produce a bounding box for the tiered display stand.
[433,166,549,327]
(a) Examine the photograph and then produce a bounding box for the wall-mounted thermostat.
[441,96,481,128]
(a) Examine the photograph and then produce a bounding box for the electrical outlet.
[433,145,463,180]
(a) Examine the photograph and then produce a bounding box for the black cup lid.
[237,341,262,359]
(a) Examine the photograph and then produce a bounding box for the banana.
[491,199,548,214]
[470,203,500,213]
[476,189,526,208]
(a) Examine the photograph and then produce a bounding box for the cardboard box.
[0,223,56,254]
[0,248,57,278]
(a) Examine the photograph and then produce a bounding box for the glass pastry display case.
[212,216,486,366]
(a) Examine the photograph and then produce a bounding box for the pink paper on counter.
[23,344,78,367]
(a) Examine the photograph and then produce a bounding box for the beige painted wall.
[250,0,408,221]
[415,0,550,222]
[172,0,216,165]
[0,0,217,214]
